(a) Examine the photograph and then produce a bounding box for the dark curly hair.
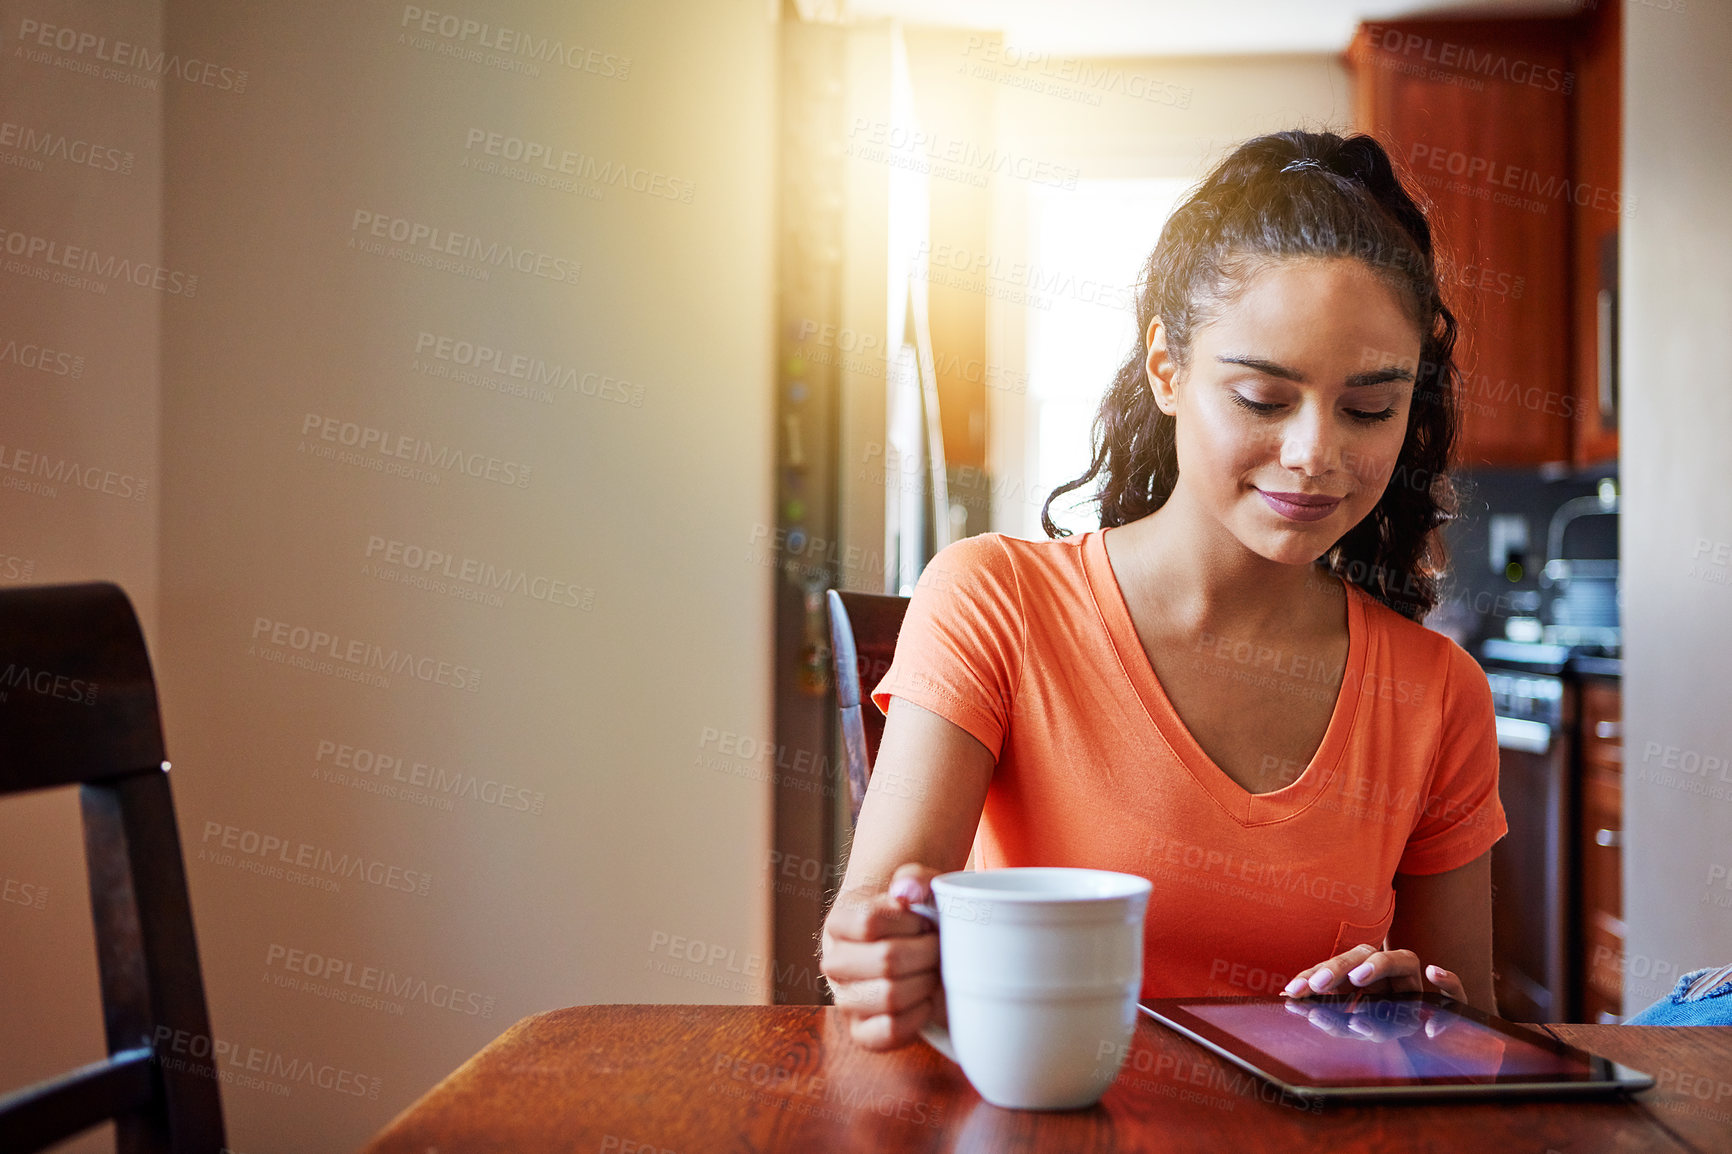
[1040,130,1460,621]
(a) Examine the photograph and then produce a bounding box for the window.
[1018,179,1189,538]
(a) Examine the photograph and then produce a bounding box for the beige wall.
[1621,0,1732,1007]
[2,1,775,1150]
[0,2,164,1148]
[993,51,1352,176]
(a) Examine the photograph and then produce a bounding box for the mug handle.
[907,901,958,1063]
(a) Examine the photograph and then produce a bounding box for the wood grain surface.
[360,1005,1727,1154]
[1550,1023,1732,1154]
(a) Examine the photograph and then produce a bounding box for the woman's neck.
[1105,480,1339,637]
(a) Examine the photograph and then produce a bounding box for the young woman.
[820,130,1507,1050]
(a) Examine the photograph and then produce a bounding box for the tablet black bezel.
[1138,992,1649,1098]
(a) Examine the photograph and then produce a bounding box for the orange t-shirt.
[871,530,1508,1000]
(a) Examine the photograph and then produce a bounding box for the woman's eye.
[1230,394,1281,415]
[1346,407,1399,423]
[1230,392,1398,423]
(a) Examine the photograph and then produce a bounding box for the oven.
[1485,666,1575,1023]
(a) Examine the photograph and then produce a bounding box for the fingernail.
[889,877,923,902]
[1349,962,1374,984]
[1283,977,1308,997]
[1426,965,1447,979]
[1308,970,1334,993]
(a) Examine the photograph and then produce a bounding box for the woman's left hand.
[1282,942,1466,1003]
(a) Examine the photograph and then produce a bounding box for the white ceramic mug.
[910,867,1152,1110]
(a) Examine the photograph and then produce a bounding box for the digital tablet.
[1138,993,1655,1101]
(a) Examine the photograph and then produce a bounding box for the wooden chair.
[824,590,910,827]
[0,583,224,1154]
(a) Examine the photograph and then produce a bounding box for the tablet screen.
[1180,997,1593,1085]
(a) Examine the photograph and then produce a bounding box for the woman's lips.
[1258,490,1343,522]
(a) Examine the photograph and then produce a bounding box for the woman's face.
[1147,257,1424,568]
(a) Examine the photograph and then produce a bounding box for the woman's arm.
[1389,850,1496,1013]
[819,697,996,1048]
[839,697,996,894]
[1283,850,1497,1016]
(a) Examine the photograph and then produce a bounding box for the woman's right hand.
[820,862,945,1050]
[819,697,996,1049]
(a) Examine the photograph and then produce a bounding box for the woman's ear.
[1145,316,1180,415]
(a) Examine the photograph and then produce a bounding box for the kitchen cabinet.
[1568,0,1622,467]
[1347,14,1622,469]
[1578,676,1624,1022]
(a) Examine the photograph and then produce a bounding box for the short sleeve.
[1397,642,1509,874]
[870,534,1025,759]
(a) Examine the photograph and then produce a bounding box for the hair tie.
[1281,157,1327,174]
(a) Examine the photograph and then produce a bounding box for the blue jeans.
[1623,966,1732,1026]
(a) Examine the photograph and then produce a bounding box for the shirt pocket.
[1330,890,1397,957]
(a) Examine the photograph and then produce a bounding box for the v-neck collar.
[1082,528,1369,826]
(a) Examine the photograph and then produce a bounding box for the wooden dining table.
[359,1004,1732,1153]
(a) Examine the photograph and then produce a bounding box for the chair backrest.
[824,590,910,826]
[0,583,225,1154]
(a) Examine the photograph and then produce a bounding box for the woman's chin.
[1246,533,1335,570]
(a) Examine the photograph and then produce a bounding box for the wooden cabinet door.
[1578,677,1623,1021]
[1349,21,1573,468]
[1569,0,1623,467]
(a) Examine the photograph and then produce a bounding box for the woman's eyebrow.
[1346,366,1416,388]
[1215,354,1414,388]
[1216,354,1303,381]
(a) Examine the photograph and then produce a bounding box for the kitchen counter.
[1480,638,1621,679]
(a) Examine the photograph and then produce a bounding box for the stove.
[1477,631,1619,1023]
[1480,637,1621,679]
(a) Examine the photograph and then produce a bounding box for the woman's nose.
[1278,407,1337,477]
